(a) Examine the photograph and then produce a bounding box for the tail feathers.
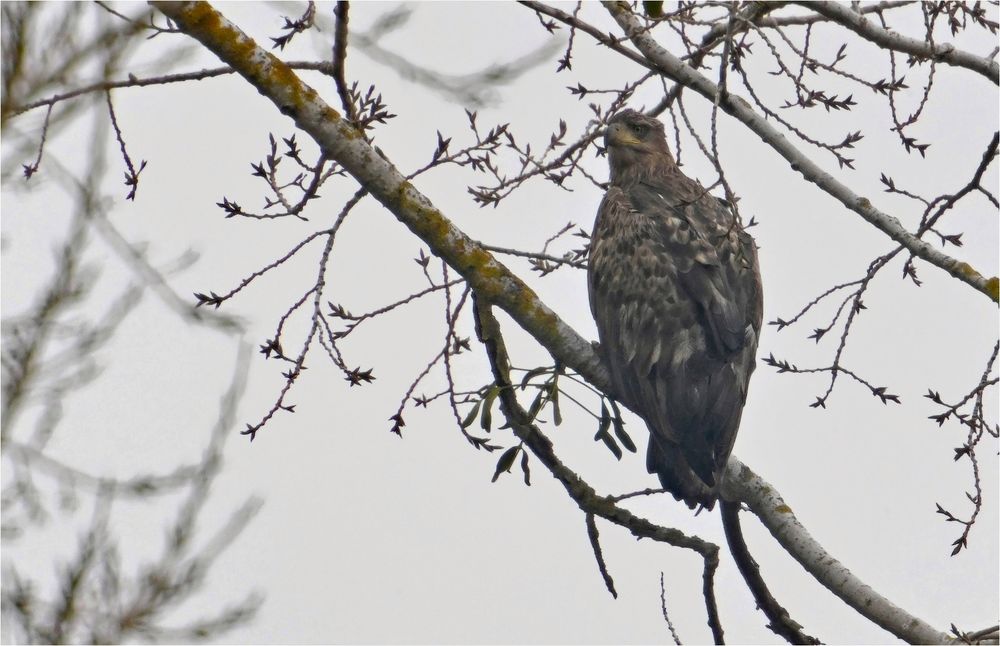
[646,435,718,510]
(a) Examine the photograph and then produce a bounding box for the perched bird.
[588,109,763,509]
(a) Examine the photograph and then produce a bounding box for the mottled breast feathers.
[588,109,762,509]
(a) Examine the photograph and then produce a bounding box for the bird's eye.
[631,123,646,135]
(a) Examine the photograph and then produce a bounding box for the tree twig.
[585,513,617,599]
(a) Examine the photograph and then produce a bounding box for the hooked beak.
[604,121,641,148]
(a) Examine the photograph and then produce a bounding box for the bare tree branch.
[721,461,953,645]
[804,1,999,84]
[755,1,915,29]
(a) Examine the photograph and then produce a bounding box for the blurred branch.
[2,10,259,636]
[1,213,88,438]
[318,4,564,108]
[3,250,259,644]
[8,61,341,118]
[952,625,1000,645]
[6,439,218,499]
[95,341,261,643]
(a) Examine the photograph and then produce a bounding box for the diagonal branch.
[149,0,610,389]
[804,1,999,84]
[721,461,953,645]
[602,0,998,304]
[755,1,915,29]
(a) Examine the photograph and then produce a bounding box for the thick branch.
[721,461,953,645]
[602,1,998,304]
[755,1,915,29]
[805,1,999,84]
[149,3,971,642]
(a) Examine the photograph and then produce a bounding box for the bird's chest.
[590,213,687,322]
[591,198,717,289]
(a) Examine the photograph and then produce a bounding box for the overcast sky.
[2,2,998,644]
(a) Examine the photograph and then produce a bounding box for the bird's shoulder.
[626,171,762,350]
[632,172,758,267]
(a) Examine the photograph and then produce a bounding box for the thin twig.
[585,513,617,598]
[659,573,683,645]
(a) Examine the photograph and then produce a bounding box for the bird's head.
[605,109,675,184]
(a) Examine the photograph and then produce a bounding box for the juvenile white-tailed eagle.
[588,109,763,509]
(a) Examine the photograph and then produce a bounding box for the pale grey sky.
[2,2,997,644]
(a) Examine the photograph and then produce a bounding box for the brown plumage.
[588,109,763,509]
